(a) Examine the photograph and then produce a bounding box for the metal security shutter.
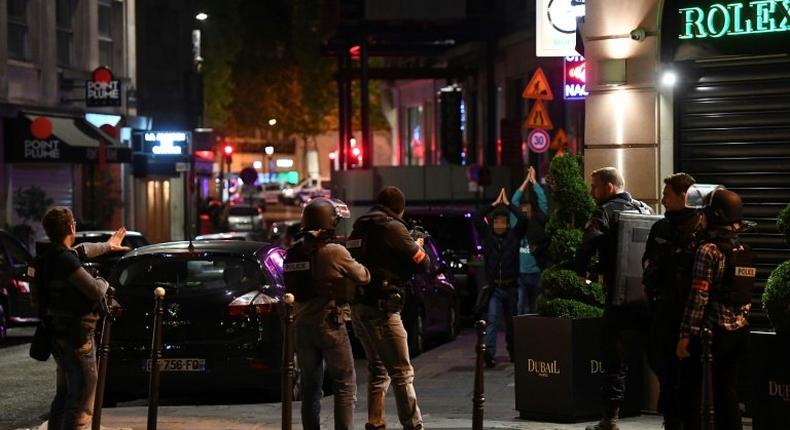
[676,55,790,327]
[8,164,74,226]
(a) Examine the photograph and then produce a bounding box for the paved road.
[5,328,668,430]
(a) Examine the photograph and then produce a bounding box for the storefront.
[2,111,131,233]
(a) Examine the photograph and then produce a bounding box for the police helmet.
[301,198,350,231]
[705,189,744,226]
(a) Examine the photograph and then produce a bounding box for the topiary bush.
[763,260,790,335]
[778,204,790,245]
[537,154,601,318]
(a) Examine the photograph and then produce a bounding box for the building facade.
[1,0,137,241]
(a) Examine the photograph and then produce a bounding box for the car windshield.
[74,235,149,249]
[229,206,258,216]
[116,256,262,291]
[407,214,475,256]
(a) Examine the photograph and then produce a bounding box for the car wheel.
[407,309,425,358]
[446,303,458,341]
[0,302,7,340]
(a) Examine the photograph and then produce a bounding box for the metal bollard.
[701,327,715,430]
[281,293,296,430]
[147,287,166,430]
[93,287,116,430]
[473,320,487,430]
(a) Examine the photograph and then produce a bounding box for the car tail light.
[13,280,30,294]
[227,291,280,317]
[109,297,123,318]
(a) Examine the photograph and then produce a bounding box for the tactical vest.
[346,216,401,303]
[284,238,357,303]
[709,237,756,306]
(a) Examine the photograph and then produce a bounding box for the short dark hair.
[377,186,406,214]
[42,207,74,243]
[591,167,625,189]
[491,208,510,221]
[663,172,696,195]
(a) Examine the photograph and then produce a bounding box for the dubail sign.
[527,359,561,377]
[679,0,790,39]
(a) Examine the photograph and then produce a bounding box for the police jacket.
[475,204,529,287]
[347,205,430,301]
[575,192,652,298]
[33,243,110,335]
[285,232,370,327]
[642,208,705,310]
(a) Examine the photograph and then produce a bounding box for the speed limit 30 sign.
[528,129,550,153]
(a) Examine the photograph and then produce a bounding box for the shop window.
[57,0,77,66]
[403,106,426,166]
[98,0,113,68]
[8,0,30,61]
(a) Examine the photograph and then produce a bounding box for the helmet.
[705,189,743,226]
[685,184,725,209]
[301,198,350,231]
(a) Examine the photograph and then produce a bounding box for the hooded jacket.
[475,204,528,287]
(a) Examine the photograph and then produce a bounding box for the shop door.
[675,55,790,326]
[136,179,171,244]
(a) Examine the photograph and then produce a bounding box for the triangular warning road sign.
[551,129,569,155]
[522,67,554,100]
[526,99,554,130]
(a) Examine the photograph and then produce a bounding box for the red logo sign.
[564,56,588,100]
[30,117,53,140]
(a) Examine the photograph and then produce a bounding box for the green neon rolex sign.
[679,0,790,39]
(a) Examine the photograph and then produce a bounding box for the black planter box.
[514,315,643,422]
[750,331,790,430]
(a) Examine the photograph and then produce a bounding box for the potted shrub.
[514,155,642,422]
[750,204,790,429]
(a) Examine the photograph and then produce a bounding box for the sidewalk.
[36,330,665,430]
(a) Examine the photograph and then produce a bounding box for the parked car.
[281,178,330,205]
[0,230,36,339]
[400,235,460,356]
[195,231,267,242]
[223,205,267,232]
[405,209,483,324]
[261,183,284,205]
[267,220,301,247]
[104,240,289,402]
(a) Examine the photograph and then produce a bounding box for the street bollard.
[147,287,166,430]
[281,293,296,430]
[473,320,487,430]
[701,327,715,430]
[93,287,116,430]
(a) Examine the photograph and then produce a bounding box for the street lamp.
[264,145,275,179]
[268,118,277,126]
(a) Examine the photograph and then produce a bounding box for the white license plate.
[143,358,206,372]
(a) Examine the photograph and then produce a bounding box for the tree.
[537,154,603,318]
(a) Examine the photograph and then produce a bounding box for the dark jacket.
[348,205,430,301]
[642,208,705,310]
[575,192,652,297]
[475,204,529,287]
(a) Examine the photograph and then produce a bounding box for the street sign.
[528,129,551,153]
[522,67,554,100]
[551,129,570,155]
[526,100,554,130]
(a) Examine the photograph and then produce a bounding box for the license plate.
[143,358,206,372]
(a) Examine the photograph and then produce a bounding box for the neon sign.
[563,55,588,100]
[679,0,790,39]
[144,132,187,156]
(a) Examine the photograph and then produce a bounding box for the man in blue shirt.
[510,167,549,315]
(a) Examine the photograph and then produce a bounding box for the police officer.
[642,173,705,430]
[576,167,652,430]
[284,198,370,430]
[34,207,129,430]
[347,186,430,430]
[676,189,753,430]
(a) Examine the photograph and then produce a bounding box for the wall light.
[661,70,678,87]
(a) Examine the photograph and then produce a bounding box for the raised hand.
[107,227,131,252]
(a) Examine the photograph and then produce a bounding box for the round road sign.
[528,129,550,153]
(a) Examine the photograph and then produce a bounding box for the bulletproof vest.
[709,237,756,306]
[644,211,704,305]
[346,214,401,302]
[284,237,358,303]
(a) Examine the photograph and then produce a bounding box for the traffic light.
[223,144,233,163]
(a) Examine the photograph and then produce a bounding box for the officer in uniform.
[642,173,705,430]
[284,198,370,430]
[676,189,754,430]
[347,186,430,430]
[33,207,128,430]
[576,167,652,430]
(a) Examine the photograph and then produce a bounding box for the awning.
[4,112,131,163]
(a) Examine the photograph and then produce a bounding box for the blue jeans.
[485,287,518,358]
[295,316,357,430]
[49,330,97,430]
[517,273,541,315]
